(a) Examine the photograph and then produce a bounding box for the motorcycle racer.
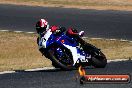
[35,19,107,69]
[36,19,84,55]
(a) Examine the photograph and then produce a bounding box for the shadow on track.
[14,68,62,73]
[0,60,131,88]
[13,59,132,74]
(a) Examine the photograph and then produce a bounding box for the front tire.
[48,45,74,70]
[52,62,60,68]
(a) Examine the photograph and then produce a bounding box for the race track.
[0,60,132,88]
[0,4,132,40]
[0,4,132,88]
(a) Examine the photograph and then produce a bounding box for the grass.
[84,39,132,59]
[0,32,52,72]
[0,31,132,71]
[1,0,132,6]
[0,0,132,11]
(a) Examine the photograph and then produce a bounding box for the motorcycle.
[39,29,107,70]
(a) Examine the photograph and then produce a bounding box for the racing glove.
[79,31,84,37]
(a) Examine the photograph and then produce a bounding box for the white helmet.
[36,19,49,33]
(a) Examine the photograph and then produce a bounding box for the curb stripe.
[25,67,56,71]
[14,31,24,33]
[109,39,117,41]
[107,59,131,63]
[0,29,132,42]
[0,59,131,74]
[0,71,16,75]
[90,38,103,40]
[26,32,35,34]
[0,30,10,32]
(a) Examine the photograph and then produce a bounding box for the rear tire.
[81,41,107,68]
[92,52,107,68]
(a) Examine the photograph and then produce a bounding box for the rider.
[36,19,84,56]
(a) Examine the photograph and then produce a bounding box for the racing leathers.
[37,25,84,57]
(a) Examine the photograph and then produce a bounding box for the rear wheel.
[48,45,74,70]
[92,52,107,68]
[81,41,107,68]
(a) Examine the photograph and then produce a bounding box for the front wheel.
[52,62,60,68]
[48,45,74,70]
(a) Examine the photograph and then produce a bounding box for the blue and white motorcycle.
[38,29,107,70]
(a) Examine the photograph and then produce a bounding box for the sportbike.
[39,29,107,70]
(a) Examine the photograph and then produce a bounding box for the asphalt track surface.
[0,60,132,88]
[0,4,132,40]
[0,4,132,88]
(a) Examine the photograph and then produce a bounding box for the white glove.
[56,29,61,33]
[79,31,84,37]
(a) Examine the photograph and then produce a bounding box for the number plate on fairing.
[76,55,91,63]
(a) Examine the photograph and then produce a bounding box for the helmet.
[36,19,49,34]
